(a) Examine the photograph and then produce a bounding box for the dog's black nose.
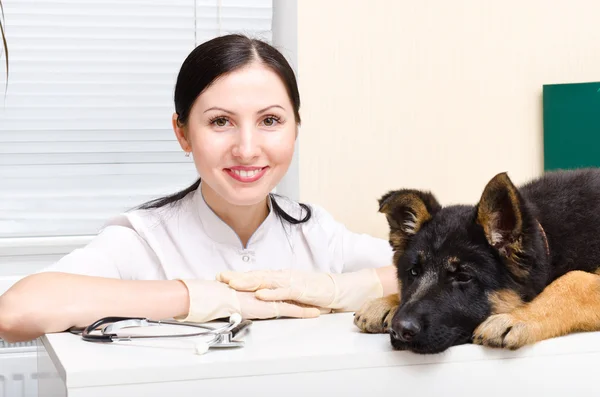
[391,318,421,342]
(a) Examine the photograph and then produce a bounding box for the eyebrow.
[203,105,285,114]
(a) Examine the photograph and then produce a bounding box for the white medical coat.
[42,186,393,281]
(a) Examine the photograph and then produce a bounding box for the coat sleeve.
[38,214,163,280]
[312,205,394,273]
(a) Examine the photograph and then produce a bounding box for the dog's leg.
[353,294,400,333]
[473,270,600,350]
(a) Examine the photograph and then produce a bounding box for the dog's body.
[355,168,600,354]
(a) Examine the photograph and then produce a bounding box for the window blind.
[0,0,273,269]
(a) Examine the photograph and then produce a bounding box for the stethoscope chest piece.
[211,331,245,348]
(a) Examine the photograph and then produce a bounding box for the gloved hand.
[174,279,325,323]
[216,268,384,312]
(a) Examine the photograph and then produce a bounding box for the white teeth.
[232,169,261,178]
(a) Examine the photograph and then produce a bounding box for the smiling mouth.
[224,166,269,183]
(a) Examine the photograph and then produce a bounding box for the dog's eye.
[409,268,420,277]
[454,272,472,283]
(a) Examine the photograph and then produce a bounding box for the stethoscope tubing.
[75,316,251,343]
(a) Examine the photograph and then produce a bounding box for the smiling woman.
[139,35,308,231]
[0,33,397,344]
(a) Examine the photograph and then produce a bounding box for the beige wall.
[296,0,600,239]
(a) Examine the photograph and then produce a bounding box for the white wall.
[272,0,300,201]
[296,0,600,238]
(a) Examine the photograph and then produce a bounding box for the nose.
[232,125,260,159]
[390,318,421,342]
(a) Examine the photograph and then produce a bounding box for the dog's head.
[379,172,549,354]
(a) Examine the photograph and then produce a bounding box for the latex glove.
[174,279,324,323]
[216,268,383,312]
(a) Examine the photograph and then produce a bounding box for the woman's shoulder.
[270,194,344,234]
[271,195,393,272]
[101,189,198,237]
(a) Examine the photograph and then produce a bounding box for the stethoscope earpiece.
[229,313,242,327]
[194,341,210,355]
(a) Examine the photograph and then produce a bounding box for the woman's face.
[174,62,297,207]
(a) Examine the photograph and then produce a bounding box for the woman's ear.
[172,113,191,153]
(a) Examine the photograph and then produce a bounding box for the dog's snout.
[391,318,421,342]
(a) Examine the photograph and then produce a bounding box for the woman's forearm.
[0,272,189,343]
[376,265,400,296]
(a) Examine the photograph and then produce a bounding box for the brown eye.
[214,117,228,127]
[262,117,278,127]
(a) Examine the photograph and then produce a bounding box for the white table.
[38,312,600,396]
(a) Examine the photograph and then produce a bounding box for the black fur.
[380,168,600,354]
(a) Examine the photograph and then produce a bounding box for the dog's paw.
[473,313,538,350]
[353,295,399,334]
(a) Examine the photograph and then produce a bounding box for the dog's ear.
[378,189,441,252]
[476,172,525,258]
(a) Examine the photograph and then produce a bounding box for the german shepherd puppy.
[354,168,600,354]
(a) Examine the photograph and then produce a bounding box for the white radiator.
[0,339,38,397]
[0,276,40,397]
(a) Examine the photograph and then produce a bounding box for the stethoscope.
[68,313,252,355]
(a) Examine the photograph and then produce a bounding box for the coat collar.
[193,182,276,249]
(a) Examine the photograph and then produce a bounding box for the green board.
[543,81,600,171]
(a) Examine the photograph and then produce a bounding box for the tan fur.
[354,294,400,334]
[476,172,529,279]
[379,193,434,253]
[389,234,405,255]
[504,254,529,279]
[476,173,523,240]
[474,270,600,349]
[447,256,465,274]
[488,289,523,314]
